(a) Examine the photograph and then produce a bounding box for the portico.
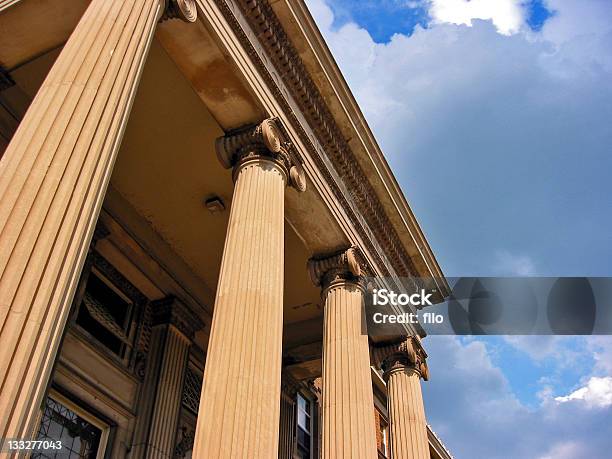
[0,0,451,458]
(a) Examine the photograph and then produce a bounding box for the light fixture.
[204,196,225,213]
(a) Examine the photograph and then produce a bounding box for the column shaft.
[321,282,378,459]
[193,158,286,458]
[0,0,164,441]
[387,368,429,459]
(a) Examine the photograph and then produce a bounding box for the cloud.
[537,441,588,459]
[495,250,537,276]
[423,336,612,458]
[306,0,612,456]
[307,0,612,278]
[429,0,525,35]
[504,336,562,360]
[555,376,612,408]
[587,336,612,374]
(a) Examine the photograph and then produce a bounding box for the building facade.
[0,0,452,458]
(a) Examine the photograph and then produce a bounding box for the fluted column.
[309,248,378,459]
[374,338,430,459]
[131,297,203,459]
[0,0,198,442]
[193,118,305,458]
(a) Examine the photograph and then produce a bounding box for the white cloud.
[555,376,612,408]
[537,441,587,459]
[306,0,612,455]
[422,336,612,458]
[307,0,612,278]
[587,336,612,374]
[429,0,525,35]
[495,250,537,276]
[504,336,561,360]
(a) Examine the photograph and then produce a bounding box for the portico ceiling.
[110,39,342,330]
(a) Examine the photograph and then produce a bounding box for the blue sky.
[306,0,612,457]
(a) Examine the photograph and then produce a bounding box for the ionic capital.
[308,247,366,291]
[151,296,204,340]
[215,118,306,192]
[373,336,429,381]
[161,0,197,22]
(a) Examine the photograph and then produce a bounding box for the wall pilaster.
[131,296,203,459]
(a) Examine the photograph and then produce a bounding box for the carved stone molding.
[215,117,306,192]
[151,296,204,340]
[161,0,197,23]
[373,336,429,381]
[174,425,195,458]
[91,252,148,305]
[307,247,365,289]
[213,0,419,281]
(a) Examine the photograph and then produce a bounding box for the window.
[296,393,312,459]
[75,269,134,358]
[375,409,389,458]
[33,392,109,459]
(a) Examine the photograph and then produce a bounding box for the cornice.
[210,0,418,282]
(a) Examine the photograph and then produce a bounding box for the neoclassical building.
[0,0,453,458]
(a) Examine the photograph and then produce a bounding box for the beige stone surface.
[387,367,430,459]
[145,326,190,458]
[0,0,164,441]
[373,338,431,459]
[320,280,378,458]
[192,157,287,458]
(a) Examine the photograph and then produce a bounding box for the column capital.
[215,117,306,192]
[151,296,204,340]
[307,246,366,290]
[373,336,429,381]
[161,0,197,22]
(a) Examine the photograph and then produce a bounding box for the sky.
[305,0,612,457]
